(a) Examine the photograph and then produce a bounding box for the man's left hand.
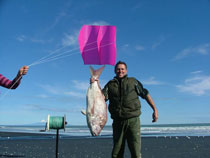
[152,111,158,122]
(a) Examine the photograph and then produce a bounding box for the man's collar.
[114,75,128,81]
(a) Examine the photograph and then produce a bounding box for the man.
[92,61,158,158]
[0,66,29,90]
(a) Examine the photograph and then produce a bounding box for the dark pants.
[112,117,141,158]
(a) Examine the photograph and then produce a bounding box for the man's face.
[115,64,127,78]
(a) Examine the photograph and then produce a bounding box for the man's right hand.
[90,78,98,84]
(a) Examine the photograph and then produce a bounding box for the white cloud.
[197,43,210,55]
[190,70,203,74]
[176,74,210,96]
[39,84,62,95]
[71,79,107,91]
[31,38,53,44]
[61,20,110,47]
[120,43,145,55]
[135,45,145,51]
[89,21,110,26]
[16,35,52,44]
[64,91,85,98]
[37,94,50,99]
[121,44,130,51]
[38,79,107,99]
[152,36,165,50]
[173,48,192,60]
[44,1,72,33]
[72,80,89,91]
[49,11,67,31]
[62,31,79,47]
[16,35,26,42]
[26,104,78,113]
[40,119,46,123]
[142,77,164,85]
[38,81,88,98]
[174,43,210,60]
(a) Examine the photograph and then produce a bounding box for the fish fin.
[89,65,105,79]
[89,66,95,77]
[81,109,86,115]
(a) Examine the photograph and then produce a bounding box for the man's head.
[114,61,127,78]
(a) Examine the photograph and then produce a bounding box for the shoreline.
[1,131,209,139]
[0,132,210,157]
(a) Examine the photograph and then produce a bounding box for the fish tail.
[89,66,105,79]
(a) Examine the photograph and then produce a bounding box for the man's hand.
[152,111,158,122]
[145,94,158,123]
[90,77,98,84]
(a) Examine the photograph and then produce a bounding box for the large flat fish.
[83,66,107,136]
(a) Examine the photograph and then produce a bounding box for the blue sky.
[0,0,210,125]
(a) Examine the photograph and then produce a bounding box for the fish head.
[90,124,102,136]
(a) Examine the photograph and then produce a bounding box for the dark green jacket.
[102,75,149,119]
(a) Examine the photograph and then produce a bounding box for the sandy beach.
[0,132,210,158]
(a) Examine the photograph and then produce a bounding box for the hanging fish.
[81,66,107,136]
[78,25,116,66]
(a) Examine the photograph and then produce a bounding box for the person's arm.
[0,74,14,89]
[0,66,29,89]
[102,83,109,101]
[135,79,158,122]
[145,94,158,122]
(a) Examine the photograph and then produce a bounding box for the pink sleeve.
[0,74,21,89]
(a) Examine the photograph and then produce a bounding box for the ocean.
[1,123,210,140]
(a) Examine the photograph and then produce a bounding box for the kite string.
[28,41,115,67]
[29,52,80,67]
[28,45,68,67]
[28,40,99,67]
[28,47,79,67]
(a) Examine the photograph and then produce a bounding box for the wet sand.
[0,132,210,158]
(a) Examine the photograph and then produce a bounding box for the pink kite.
[78,25,116,66]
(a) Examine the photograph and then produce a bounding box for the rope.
[28,40,98,67]
[28,41,115,67]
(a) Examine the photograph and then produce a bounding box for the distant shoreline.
[1,122,210,126]
[1,123,210,138]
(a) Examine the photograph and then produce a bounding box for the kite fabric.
[78,25,116,66]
